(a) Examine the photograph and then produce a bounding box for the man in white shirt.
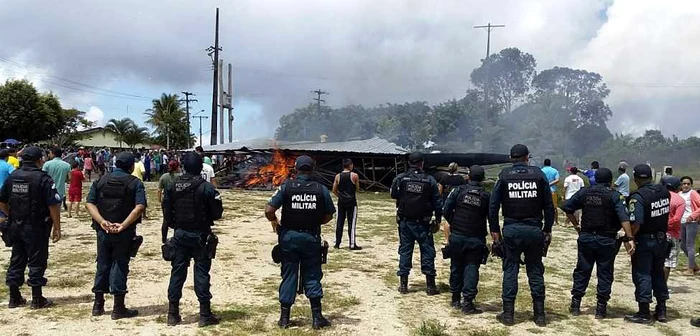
[564,167,585,224]
[201,156,217,187]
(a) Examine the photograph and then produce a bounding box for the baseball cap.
[295,155,314,171]
[663,176,681,190]
[510,144,529,158]
[595,167,613,184]
[408,152,424,164]
[115,152,136,170]
[203,156,213,165]
[468,165,485,182]
[21,146,43,161]
[168,160,180,172]
[633,164,652,179]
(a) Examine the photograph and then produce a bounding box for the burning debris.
[242,150,296,189]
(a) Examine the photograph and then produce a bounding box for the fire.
[245,150,296,187]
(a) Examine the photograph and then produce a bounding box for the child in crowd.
[68,161,85,218]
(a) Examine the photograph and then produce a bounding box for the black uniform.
[440,174,466,201]
[489,158,554,326]
[561,184,629,313]
[443,181,490,308]
[335,171,358,248]
[1,161,61,307]
[163,173,223,325]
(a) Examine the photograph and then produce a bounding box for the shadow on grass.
[53,294,94,305]
[130,303,168,317]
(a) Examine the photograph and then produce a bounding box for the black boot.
[533,300,546,327]
[92,293,105,316]
[198,301,220,327]
[30,286,53,309]
[624,302,653,325]
[310,298,330,330]
[569,297,581,316]
[497,301,515,326]
[278,304,291,329]
[461,300,483,315]
[8,286,26,309]
[167,301,182,326]
[450,292,461,309]
[691,317,700,327]
[654,300,667,323]
[425,275,439,296]
[595,301,607,319]
[398,275,408,294]
[111,294,138,320]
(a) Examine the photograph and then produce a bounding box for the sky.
[1,0,699,145]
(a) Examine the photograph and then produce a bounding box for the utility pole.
[311,89,329,115]
[180,91,197,149]
[474,23,505,151]
[206,7,222,145]
[218,59,225,144]
[227,63,233,143]
[193,113,209,147]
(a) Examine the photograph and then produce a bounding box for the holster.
[162,238,176,261]
[481,245,489,265]
[542,233,552,257]
[441,244,451,259]
[206,233,219,259]
[130,235,143,258]
[271,244,282,264]
[321,240,329,264]
[491,240,506,259]
[0,220,15,247]
[430,219,440,234]
[665,238,674,258]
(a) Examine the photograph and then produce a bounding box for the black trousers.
[92,229,135,295]
[6,224,50,288]
[335,203,358,247]
[167,229,213,303]
[571,232,618,303]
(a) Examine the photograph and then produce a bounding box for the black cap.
[510,144,529,158]
[595,167,613,184]
[664,176,681,191]
[115,152,135,170]
[633,164,653,179]
[21,146,43,161]
[468,165,485,182]
[408,152,424,164]
[295,155,314,171]
[182,152,203,174]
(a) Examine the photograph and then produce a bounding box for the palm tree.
[123,126,151,149]
[104,118,136,148]
[145,93,185,149]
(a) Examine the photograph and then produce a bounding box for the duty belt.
[581,230,617,238]
[635,232,666,241]
[286,228,319,235]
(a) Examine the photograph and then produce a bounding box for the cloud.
[2,0,698,140]
[86,106,105,126]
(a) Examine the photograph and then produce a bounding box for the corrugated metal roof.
[202,137,408,155]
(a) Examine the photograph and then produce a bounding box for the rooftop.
[202,136,409,155]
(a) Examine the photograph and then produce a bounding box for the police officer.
[391,152,442,295]
[489,144,554,327]
[163,152,223,327]
[1,146,62,309]
[264,155,335,330]
[85,152,145,319]
[624,164,671,325]
[561,168,635,319]
[442,165,489,314]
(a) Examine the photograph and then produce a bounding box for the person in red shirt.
[663,176,684,281]
[67,161,85,218]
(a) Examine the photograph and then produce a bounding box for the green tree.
[123,125,151,149]
[470,47,537,114]
[104,118,137,148]
[376,102,432,150]
[0,79,65,142]
[50,109,95,147]
[145,93,192,149]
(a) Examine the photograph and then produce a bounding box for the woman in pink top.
[679,176,700,275]
[664,178,685,281]
[83,154,94,182]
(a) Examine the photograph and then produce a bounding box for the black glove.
[430,219,440,234]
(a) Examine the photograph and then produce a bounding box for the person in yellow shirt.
[131,153,146,181]
[7,148,19,168]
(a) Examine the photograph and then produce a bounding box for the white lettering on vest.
[508,190,538,198]
[291,194,317,202]
[650,197,670,218]
[291,193,318,210]
[507,181,538,199]
[12,183,29,194]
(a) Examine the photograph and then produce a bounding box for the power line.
[180,91,198,148]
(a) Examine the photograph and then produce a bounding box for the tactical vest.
[451,184,489,237]
[8,167,45,223]
[281,178,325,230]
[632,184,670,234]
[500,165,543,220]
[397,171,433,220]
[93,174,139,230]
[172,175,207,231]
[580,186,621,234]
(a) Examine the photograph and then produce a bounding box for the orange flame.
[245,150,296,187]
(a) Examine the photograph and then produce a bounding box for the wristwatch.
[619,236,633,242]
